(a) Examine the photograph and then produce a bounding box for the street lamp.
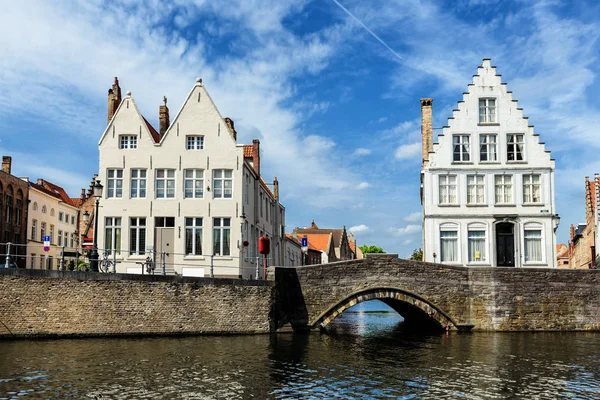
[89,180,103,272]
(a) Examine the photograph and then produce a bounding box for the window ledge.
[183,256,206,260]
[478,123,500,126]
[451,162,473,165]
[479,161,500,164]
[468,263,490,266]
[438,204,460,207]
[523,263,546,267]
[495,204,516,207]
[507,161,527,164]
[466,204,488,207]
[523,203,544,207]
[214,256,234,260]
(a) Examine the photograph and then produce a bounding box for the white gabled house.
[97,78,284,278]
[421,59,559,268]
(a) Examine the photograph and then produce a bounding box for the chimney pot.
[107,77,122,124]
[252,139,261,177]
[1,156,12,175]
[420,98,433,167]
[159,96,170,136]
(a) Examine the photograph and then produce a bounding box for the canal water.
[1,301,600,399]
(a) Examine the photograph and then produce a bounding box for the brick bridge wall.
[0,269,275,338]
[274,254,600,332]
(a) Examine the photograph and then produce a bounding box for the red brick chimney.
[421,98,433,167]
[1,156,11,174]
[586,176,593,225]
[159,96,170,136]
[273,177,279,201]
[252,139,260,176]
[107,77,122,124]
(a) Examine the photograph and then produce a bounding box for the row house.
[290,220,362,264]
[26,179,80,269]
[421,59,559,268]
[0,156,29,267]
[567,175,599,269]
[97,78,285,278]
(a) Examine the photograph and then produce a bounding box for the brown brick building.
[568,175,598,269]
[0,156,29,267]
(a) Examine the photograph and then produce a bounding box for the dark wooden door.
[496,223,515,267]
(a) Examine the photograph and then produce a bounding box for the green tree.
[359,244,385,254]
[410,248,423,261]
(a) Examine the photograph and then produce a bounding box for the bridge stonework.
[274,254,600,332]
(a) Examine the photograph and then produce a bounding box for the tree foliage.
[359,244,385,254]
[410,248,423,261]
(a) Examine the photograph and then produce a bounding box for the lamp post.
[89,180,103,272]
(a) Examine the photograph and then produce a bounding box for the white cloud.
[353,148,371,156]
[394,142,421,160]
[349,224,369,233]
[357,181,370,190]
[388,225,421,237]
[404,212,421,222]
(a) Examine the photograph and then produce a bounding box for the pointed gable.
[98,91,161,148]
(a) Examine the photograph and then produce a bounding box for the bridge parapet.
[274,255,600,332]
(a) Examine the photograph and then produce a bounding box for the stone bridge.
[274,254,600,332]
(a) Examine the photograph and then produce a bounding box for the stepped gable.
[428,58,554,168]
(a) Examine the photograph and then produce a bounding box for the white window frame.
[40,222,46,239]
[467,175,485,205]
[130,169,147,199]
[438,175,457,205]
[494,175,513,204]
[452,134,470,162]
[213,169,233,199]
[58,230,63,246]
[105,217,122,255]
[439,224,459,263]
[479,98,496,123]
[523,224,544,264]
[213,217,231,256]
[58,212,64,222]
[31,219,37,241]
[119,135,137,149]
[107,169,123,198]
[523,174,541,204]
[186,135,204,150]
[184,169,204,199]
[479,134,497,162]
[507,134,525,162]
[467,223,487,263]
[129,217,146,256]
[185,217,203,256]
[155,169,175,199]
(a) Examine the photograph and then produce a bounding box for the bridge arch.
[311,287,457,331]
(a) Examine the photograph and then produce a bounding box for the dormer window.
[186,136,204,150]
[119,135,137,149]
[453,135,470,162]
[479,98,496,123]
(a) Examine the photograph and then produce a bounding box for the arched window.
[15,190,23,226]
[439,223,459,263]
[42,205,47,214]
[523,223,544,263]
[5,185,13,224]
[33,202,38,211]
[467,222,487,263]
[50,208,55,217]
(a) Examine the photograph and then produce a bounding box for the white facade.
[421,59,558,268]
[27,184,79,269]
[97,79,284,278]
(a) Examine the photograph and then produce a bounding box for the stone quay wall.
[0,269,275,338]
[275,254,600,332]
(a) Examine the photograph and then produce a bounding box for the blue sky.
[1,0,600,257]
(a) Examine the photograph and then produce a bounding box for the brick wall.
[0,269,275,338]
[275,254,600,332]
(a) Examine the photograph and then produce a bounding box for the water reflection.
[1,304,600,399]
